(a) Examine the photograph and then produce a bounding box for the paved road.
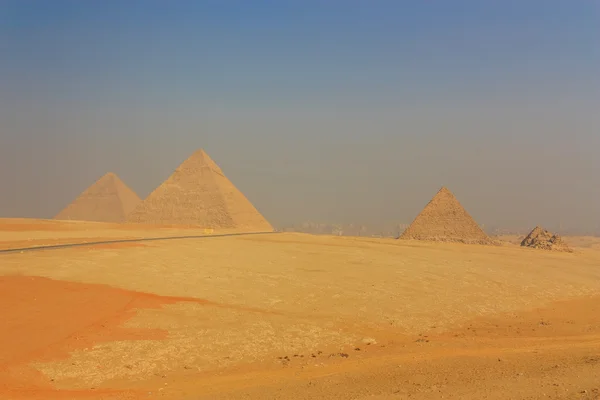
[0,231,278,254]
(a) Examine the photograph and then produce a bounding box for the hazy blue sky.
[1,1,599,233]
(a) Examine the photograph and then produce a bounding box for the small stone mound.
[520,226,572,252]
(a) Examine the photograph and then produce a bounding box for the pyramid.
[127,149,273,232]
[399,187,492,244]
[520,226,572,252]
[54,172,141,223]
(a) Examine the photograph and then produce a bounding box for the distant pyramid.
[520,226,572,252]
[54,172,141,223]
[127,149,273,231]
[399,187,492,244]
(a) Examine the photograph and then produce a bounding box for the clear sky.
[1,1,599,233]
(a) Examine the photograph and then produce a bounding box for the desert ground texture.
[1,219,600,400]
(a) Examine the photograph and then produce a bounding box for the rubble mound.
[520,226,572,252]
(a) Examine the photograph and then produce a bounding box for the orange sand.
[0,276,205,400]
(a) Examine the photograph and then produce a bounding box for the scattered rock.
[362,337,377,345]
[328,352,350,359]
[520,226,572,252]
[584,356,599,364]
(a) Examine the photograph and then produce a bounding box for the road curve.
[0,231,279,254]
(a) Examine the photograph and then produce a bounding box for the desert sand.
[1,218,599,399]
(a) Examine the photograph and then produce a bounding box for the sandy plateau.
[1,219,599,400]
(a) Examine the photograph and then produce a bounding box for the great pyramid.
[54,172,141,223]
[520,226,572,252]
[127,149,273,232]
[399,187,492,244]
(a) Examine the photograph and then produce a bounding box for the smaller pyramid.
[399,187,492,244]
[127,149,273,232]
[54,172,141,223]
[520,226,572,252]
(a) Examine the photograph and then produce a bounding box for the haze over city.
[1,1,599,234]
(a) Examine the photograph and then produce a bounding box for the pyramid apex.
[178,148,223,173]
[432,186,457,200]
[191,148,208,156]
[529,226,546,235]
[97,172,130,185]
[187,148,213,161]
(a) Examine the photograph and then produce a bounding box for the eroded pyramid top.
[399,186,491,244]
[54,172,142,223]
[176,149,224,175]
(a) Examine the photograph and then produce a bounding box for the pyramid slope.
[127,149,273,232]
[399,187,491,244]
[521,226,572,252]
[54,172,142,223]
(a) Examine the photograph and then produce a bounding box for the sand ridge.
[54,173,141,223]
